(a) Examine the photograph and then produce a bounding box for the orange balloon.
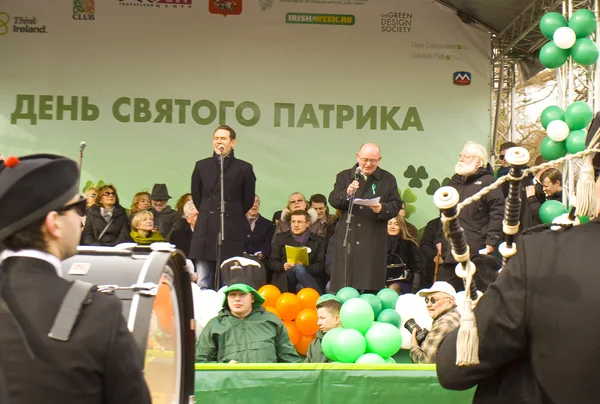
[283,320,300,345]
[265,306,281,318]
[295,334,315,356]
[258,284,281,308]
[276,292,302,321]
[297,288,320,311]
[295,309,319,336]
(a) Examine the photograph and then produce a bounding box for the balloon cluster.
[320,287,432,363]
[540,102,593,160]
[539,10,599,69]
[258,285,320,355]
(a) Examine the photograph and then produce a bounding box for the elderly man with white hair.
[410,281,461,364]
[438,142,505,291]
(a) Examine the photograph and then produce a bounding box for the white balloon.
[400,328,412,349]
[553,27,577,49]
[547,120,570,142]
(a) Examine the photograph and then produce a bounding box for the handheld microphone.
[80,141,87,152]
[354,166,362,180]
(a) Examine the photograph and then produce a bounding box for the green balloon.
[566,129,587,154]
[565,101,593,130]
[571,38,600,66]
[332,329,366,363]
[340,298,374,334]
[540,12,568,38]
[336,287,359,303]
[540,137,567,161]
[356,353,386,364]
[539,41,570,69]
[317,293,339,305]
[540,106,565,129]
[569,9,597,38]
[360,293,383,319]
[365,322,402,358]
[539,200,568,224]
[384,356,396,364]
[321,327,344,361]
[578,215,591,225]
[377,309,402,328]
[376,288,399,310]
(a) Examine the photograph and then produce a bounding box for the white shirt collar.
[0,249,63,277]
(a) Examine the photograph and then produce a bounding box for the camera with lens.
[404,318,429,346]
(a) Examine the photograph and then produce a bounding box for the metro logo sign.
[453,71,471,86]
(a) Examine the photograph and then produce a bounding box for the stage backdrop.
[0,0,491,228]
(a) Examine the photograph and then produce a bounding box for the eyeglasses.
[56,195,87,217]
[290,220,308,225]
[424,296,451,305]
[102,191,116,197]
[358,158,380,165]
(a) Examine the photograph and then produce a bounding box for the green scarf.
[130,230,166,245]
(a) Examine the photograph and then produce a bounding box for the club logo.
[73,0,95,20]
[453,71,471,86]
[209,0,242,16]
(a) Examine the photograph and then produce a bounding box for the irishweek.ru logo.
[286,13,355,26]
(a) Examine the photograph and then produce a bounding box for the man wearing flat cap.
[0,154,150,404]
[149,183,181,241]
[436,113,600,403]
[195,283,300,363]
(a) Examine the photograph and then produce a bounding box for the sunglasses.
[102,191,116,197]
[424,296,450,305]
[56,195,87,217]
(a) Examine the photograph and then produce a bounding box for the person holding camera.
[409,281,460,364]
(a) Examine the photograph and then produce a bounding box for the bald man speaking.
[328,143,402,293]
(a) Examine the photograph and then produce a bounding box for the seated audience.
[272,210,282,227]
[244,194,275,262]
[84,186,98,209]
[171,200,198,258]
[273,192,318,239]
[387,214,426,294]
[270,210,326,294]
[175,193,192,216]
[129,191,151,218]
[195,283,301,363]
[309,193,339,240]
[149,183,181,240]
[81,184,131,246]
[305,297,342,363]
[410,282,460,364]
[130,211,166,245]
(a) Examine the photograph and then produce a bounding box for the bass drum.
[62,244,195,404]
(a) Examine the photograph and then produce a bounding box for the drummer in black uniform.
[0,154,151,404]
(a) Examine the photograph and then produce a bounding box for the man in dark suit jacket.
[189,125,256,290]
[244,194,274,262]
[269,210,326,294]
[171,200,198,258]
[0,154,150,404]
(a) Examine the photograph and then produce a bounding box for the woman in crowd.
[81,184,131,246]
[129,191,151,217]
[386,214,425,294]
[84,187,98,209]
[175,193,192,215]
[273,192,319,239]
[130,210,166,245]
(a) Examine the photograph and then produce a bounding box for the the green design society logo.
[286,13,355,26]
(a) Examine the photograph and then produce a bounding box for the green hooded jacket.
[195,284,301,363]
[305,331,330,363]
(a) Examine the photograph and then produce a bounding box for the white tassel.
[576,157,596,217]
[456,268,480,366]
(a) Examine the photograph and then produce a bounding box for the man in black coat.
[436,114,600,403]
[438,142,504,291]
[269,210,326,293]
[189,125,256,290]
[328,143,402,293]
[0,154,150,404]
